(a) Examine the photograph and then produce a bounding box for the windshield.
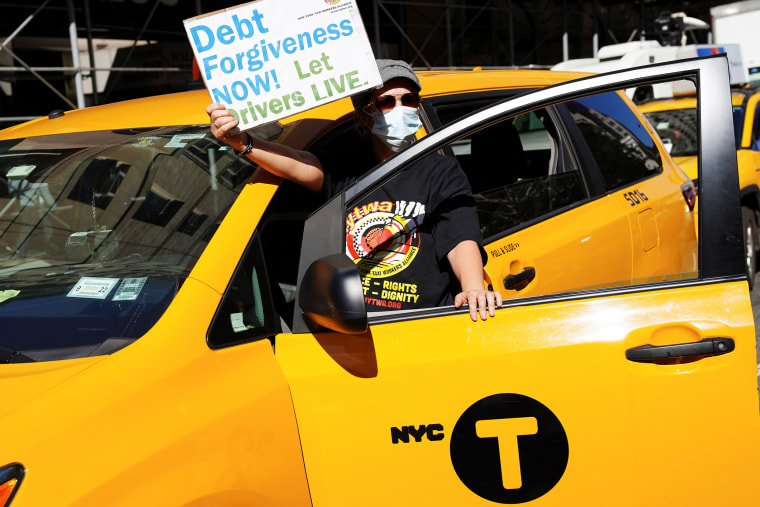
[642,108,699,157]
[643,105,743,156]
[0,126,256,362]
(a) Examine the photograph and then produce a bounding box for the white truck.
[711,0,760,86]
[552,12,748,97]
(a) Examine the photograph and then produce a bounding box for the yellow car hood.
[0,356,104,421]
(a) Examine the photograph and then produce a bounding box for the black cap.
[351,59,421,110]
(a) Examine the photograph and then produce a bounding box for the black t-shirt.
[318,137,483,312]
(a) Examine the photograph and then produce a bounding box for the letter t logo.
[475,417,538,489]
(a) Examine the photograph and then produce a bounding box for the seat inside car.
[466,119,525,195]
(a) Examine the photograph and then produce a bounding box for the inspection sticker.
[67,277,119,299]
[113,277,148,301]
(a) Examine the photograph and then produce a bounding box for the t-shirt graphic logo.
[346,200,423,278]
[363,221,394,252]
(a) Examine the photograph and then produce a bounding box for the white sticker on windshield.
[0,289,20,304]
[165,134,206,148]
[67,277,119,299]
[113,277,147,301]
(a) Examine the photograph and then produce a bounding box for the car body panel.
[0,91,214,137]
[277,282,759,506]
[625,165,698,278]
[0,356,105,421]
[3,278,310,506]
[483,193,632,296]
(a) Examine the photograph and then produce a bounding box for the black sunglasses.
[372,93,420,112]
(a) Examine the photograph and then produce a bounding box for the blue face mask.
[371,106,423,152]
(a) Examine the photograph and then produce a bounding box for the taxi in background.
[639,85,760,288]
[0,57,755,506]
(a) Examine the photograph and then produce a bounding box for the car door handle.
[503,267,536,291]
[625,338,735,363]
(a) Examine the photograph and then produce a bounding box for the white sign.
[67,277,119,300]
[183,0,382,130]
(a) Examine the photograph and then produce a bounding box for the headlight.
[0,464,24,506]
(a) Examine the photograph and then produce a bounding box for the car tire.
[742,207,757,291]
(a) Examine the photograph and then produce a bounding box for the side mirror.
[298,253,368,334]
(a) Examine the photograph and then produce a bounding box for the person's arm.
[447,240,503,322]
[206,103,325,193]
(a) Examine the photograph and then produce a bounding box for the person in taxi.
[207,59,502,322]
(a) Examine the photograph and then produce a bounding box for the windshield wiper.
[0,346,35,363]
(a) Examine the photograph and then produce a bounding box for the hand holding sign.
[184,0,381,130]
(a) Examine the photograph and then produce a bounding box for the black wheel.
[742,207,757,291]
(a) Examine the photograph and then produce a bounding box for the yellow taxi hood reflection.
[0,69,588,140]
[0,356,105,420]
[671,155,698,180]
[0,90,214,139]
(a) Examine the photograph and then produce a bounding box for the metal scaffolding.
[0,0,714,126]
[0,0,199,125]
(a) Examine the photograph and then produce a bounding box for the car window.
[208,231,279,348]
[642,107,698,157]
[564,91,663,192]
[257,181,324,330]
[446,110,587,240]
[430,94,512,127]
[0,127,258,361]
[293,80,702,329]
[425,95,589,240]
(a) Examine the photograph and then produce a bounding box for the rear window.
[566,92,663,192]
[0,126,256,362]
[642,108,699,157]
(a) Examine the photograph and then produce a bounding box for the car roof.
[0,68,586,140]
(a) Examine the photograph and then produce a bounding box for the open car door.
[278,55,760,506]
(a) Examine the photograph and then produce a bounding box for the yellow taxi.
[0,56,756,506]
[639,87,760,288]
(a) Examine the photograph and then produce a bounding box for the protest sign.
[183,0,382,131]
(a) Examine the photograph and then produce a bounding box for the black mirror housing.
[298,253,368,334]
